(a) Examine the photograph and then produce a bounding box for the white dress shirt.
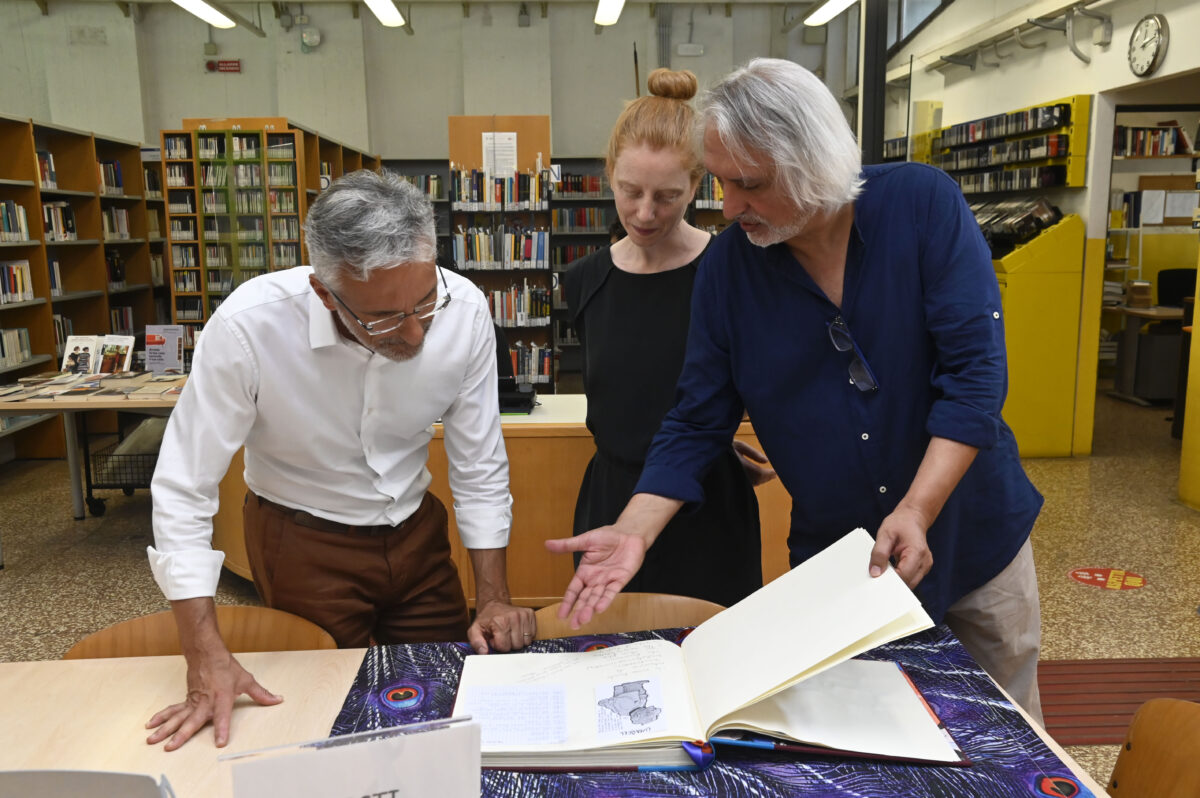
[148,266,512,600]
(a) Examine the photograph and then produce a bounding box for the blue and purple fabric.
[330,626,1094,798]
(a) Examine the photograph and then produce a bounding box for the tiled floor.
[1,390,1197,788]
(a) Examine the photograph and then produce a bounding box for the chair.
[1108,698,1200,798]
[534,592,724,640]
[62,605,337,659]
[1156,268,1197,308]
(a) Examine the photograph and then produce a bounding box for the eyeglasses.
[827,316,879,393]
[326,266,451,336]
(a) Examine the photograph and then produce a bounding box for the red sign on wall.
[1069,568,1146,590]
[217,59,242,73]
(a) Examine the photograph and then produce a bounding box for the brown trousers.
[242,491,470,648]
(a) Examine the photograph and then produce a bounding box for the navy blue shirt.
[636,162,1042,622]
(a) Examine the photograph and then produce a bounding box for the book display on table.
[451,529,962,770]
[448,116,555,392]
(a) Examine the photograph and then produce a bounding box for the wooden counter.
[213,395,792,607]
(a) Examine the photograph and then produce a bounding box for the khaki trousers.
[242,491,470,648]
[944,538,1044,727]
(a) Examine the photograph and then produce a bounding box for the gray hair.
[303,169,436,287]
[699,58,863,216]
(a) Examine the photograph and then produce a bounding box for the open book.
[453,529,964,770]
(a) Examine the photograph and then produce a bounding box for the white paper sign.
[226,719,481,798]
[482,132,517,176]
[1165,190,1198,219]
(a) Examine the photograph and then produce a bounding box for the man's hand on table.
[469,600,536,654]
[146,649,282,751]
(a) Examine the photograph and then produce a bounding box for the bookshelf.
[0,115,161,459]
[920,95,1092,195]
[161,117,377,352]
[447,115,555,391]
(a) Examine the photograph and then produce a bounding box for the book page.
[453,638,704,752]
[681,529,932,732]
[711,659,963,763]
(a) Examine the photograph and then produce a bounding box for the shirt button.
[992,311,1000,319]
[848,377,855,385]
[861,433,869,441]
[878,486,887,494]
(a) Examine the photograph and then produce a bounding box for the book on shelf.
[97,160,124,195]
[0,327,32,369]
[42,201,77,241]
[0,260,34,304]
[452,529,964,771]
[1,199,31,242]
[36,150,58,189]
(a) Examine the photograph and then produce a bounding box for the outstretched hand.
[146,649,281,751]
[545,527,648,628]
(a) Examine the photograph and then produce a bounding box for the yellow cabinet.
[994,214,1085,457]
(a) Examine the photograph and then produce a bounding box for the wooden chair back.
[62,605,337,659]
[1108,698,1200,798]
[534,592,724,640]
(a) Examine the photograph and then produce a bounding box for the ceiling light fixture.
[171,0,235,28]
[803,0,856,27]
[364,0,407,27]
[594,0,625,26]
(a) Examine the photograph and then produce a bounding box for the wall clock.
[1128,14,1168,77]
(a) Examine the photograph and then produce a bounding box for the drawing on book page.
[596,678,666,739]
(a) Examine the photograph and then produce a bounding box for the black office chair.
[1147,268,1196,335]
[1157,268,1197,308]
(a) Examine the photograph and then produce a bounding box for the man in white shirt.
[146,171,534,751]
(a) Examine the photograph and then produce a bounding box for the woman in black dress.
[564,68,772,607]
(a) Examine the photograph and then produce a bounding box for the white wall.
[2,0,840,158]
[1,0,143,141]
[364,4,465,158]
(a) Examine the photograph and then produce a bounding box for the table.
[1105,304,1185,405]
[0,631,1109,797]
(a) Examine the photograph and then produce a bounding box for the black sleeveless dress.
[564,244,762,607]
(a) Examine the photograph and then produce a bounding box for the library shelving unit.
[141,151,168,322]
[919,95,1092,196]
[882,136,909,163]
[448,115,555,391]
[161,117,378,354]
[0,115,155,458]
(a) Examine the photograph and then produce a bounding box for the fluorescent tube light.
[803,0,856,27]
[364,0,407,27]
[594,0,625,26]
[171,0,235,29]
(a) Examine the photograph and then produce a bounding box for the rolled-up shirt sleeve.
[440,306,512,549]
[148,313,259,599]
[918,171,1008,450]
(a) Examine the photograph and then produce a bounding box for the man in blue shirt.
[548,58,1045,723]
